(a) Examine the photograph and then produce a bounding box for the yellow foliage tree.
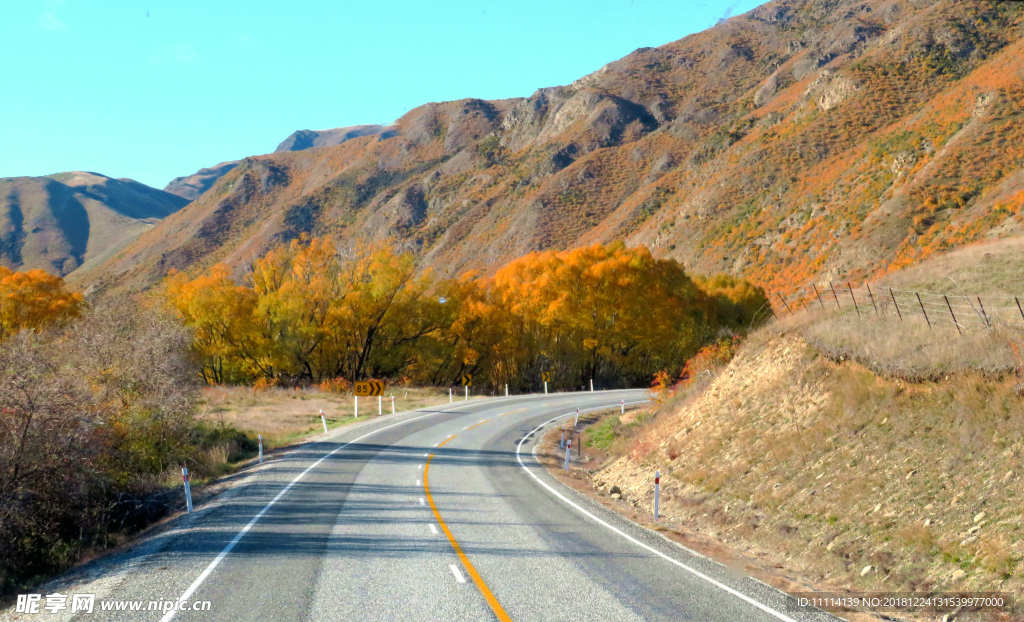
[0,267,85,341]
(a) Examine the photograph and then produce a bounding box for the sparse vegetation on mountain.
[75,0,1024,304]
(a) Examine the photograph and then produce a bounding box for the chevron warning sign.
[354,379,385,396]
[461,374,473,387]
[541,371,551,382]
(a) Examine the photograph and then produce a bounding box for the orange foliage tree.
[0,267,85,341]
[163,238,768,389]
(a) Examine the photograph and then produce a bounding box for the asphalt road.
[78,391,839,622]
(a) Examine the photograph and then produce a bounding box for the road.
[79,391,838,622]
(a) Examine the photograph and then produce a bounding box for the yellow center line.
[499,407,528,417]
[437,434,457,447]
[424,455,512,622]
[465,419,489,431]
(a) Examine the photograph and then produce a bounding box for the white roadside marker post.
[182,468,193,514]
[449,388,453,403]
[544,381,548,394]
[560,426,566,449]
[258,435,263,463]
[378,395,382,416]
[391,395,395,414]
[465,385,468,401]
[590,379,594,392]
[654,471,661,520]
[621,399,624,414]
[321,409,329,432]
[564,438,571,471]
[505,384,508,397]
[575,408,579,426]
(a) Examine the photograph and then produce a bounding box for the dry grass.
[198,386,476,445]
[581,334,1024,618]
[779,307,1020,380]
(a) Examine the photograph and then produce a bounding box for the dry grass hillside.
[570,238,1024,619]
[76,0,1024,297]
[0,172,188,277]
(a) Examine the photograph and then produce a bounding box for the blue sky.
[1,0,764,189]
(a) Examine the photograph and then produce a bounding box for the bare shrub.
[0,296,207,594]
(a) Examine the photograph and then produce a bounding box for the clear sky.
[1,0,764,189]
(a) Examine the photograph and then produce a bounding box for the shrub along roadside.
[0,297,256,596]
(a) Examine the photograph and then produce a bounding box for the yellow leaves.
[0,267,85,341]
[162,237,766,390]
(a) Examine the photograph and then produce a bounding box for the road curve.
[79,391,838,622]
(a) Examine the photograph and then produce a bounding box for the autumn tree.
[0,267,85,341]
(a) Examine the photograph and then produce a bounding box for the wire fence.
[764,281,1024,334]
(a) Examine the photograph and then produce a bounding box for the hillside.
[164,161,240,202]
[0,172,188,278]
[78,0,1024,295]
[569,238,1024,615]
[273,125,397,152]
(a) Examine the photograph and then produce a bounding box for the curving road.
[81,391,838,622]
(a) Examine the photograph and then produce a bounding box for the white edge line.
[449,564,466,583]
[514,402,802,622]
[429,523,438,535]
[160,394,527,622]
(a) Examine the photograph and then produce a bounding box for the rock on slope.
[0,172,188,277]
[81,0,1024,294]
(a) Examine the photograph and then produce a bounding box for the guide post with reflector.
[654,470,661,520]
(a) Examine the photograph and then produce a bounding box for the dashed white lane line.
[449,564,466,584]
[419,464,423,470]
[416,479,421,486]
[429,524,438,535]
[419,497,426,506]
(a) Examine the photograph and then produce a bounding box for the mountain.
[0,172,188,278]
[164,161,240,202]
[273,125,398,153]
[78,0,1024,296]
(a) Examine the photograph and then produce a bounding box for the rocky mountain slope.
[78,0,1024,294]
[273,125,398,153]
[0,172,188,278]
[164,161,240,202]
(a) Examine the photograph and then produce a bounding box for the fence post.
[830,282,841,309]
[866,283,879,315]
[917,293,931,329]
[777,293,793,315]
[977,297,991,329]
[944,295,962,335]
[848,282,860,315]
[890,287,903,321]
[813,284,826,310]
